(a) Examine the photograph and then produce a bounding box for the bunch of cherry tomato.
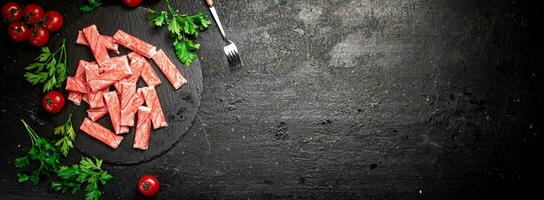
[2,2,63,47]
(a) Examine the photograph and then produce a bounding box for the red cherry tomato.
[123,0,143,8]
[43,10,63,32]
[28,25,49,47]
[22,4,44,24]
[42,91,65,114]
[1,2,22,22]
[7,22,29,42]
[137,175,160,197]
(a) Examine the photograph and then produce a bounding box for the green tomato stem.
[142,182,150,190]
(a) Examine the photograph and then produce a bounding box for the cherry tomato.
[43,10,63,32]
[7,22,29,42]
[28,26,49,47]
[42,91,65,114]
[137,175,160,197]
[122,0,143,8]
[22,4,44,24]
[1,2,22,23]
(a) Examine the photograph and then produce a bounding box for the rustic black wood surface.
[49,6,203,164]
[1,0,543,199]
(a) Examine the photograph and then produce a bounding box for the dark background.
[1,0,543,199]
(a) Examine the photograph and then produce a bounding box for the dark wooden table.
[1,0,543,199]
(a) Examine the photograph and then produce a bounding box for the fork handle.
[207,3,227,41]
[205,0,213,6]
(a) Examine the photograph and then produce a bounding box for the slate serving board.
[50,6,202,164]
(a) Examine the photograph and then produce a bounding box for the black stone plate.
[50,6,202,164]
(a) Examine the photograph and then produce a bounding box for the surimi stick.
[67,60,90,105]
[80,118,123,149]
[76,31,119,54]
[103,91,122,134]
[82,25,111,67]
[113,29,157,58]
[84,63,105,108]
[151,49,186,89]
[88,55,132,92]
[120,83,144,126]
[128,52,161,87]
[87,107,108,121]
[134,106,152,150]
[139,86,167,129]
[65,77,87,93]
[68,92,84,106]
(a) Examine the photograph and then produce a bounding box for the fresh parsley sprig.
[51,157,113,200]
[24,39,68,92]
[14,116,114,199]
[14,120,62,185]
[146,0,212,65]
[54,114,76,157]
[81,0,103,13]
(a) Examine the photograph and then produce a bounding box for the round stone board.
[50,6,202,164]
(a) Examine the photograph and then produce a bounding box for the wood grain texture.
[50,6,202,164]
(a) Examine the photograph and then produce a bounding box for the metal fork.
[205,0,243,67]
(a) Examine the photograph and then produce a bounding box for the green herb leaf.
[17,173,29,183]
[43,75,57,92]
[176,16,198,36]
[25,40,68,92]
[54,114,76,157]
[56,63,67,88]
[14,120,62,185]
[36,47,51,62]
[24,72,49,84]
[30,170,40,185]
[80,5,93,13]
[81,0,102,14]
[14,156,30,168]
[53,157,113,200]
[146,9,168,27]
[192,12,212,31]
[51,181,62,190]
[147,0,211,65]
[25,63,46,71]
[174,39,200,65]
[167,16,182,36]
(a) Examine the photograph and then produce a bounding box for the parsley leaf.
[53,114,76,157]
[14,120,62,185]
[192,12,212,31]
[24,39,68,92]
[81,0,103,13]
[146,0,211,65]
[14,156,30,168]
[178,16,198,36]
[52,157,113,200]
[146,10,168,27]
[174,38,200,65]
[167,15,182,36]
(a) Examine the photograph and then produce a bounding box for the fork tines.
[224,42,242,68]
